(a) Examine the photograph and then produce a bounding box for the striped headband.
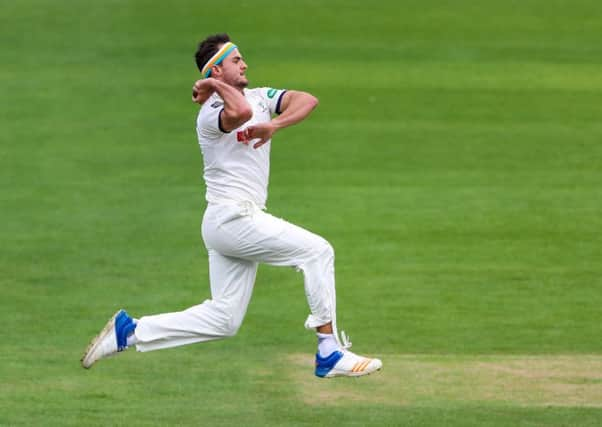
[201,42,237,78]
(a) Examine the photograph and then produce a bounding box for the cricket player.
[82,33,382,378]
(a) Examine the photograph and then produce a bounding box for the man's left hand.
[242,123,277,149]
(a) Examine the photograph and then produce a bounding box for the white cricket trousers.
[134,201,337,352]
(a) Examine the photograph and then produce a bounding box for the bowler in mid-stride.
[82,33,382,378]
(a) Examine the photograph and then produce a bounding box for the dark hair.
[194,33,231,73]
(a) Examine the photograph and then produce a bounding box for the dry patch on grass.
[288,354,602,407]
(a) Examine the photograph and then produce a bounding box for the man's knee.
[223,314,244,337]
[211,302,244,337]
[323,240,334,258]
[315,239,334,261]
[299,238,334,268]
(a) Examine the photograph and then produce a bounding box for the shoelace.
[339,330,352,350]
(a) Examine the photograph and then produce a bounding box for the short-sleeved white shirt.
[196,87,286,209]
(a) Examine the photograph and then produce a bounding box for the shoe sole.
[323,361,383,378]
[325,366,382,378]
[81,309,121,369]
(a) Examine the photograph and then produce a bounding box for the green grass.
[2,0,602,425]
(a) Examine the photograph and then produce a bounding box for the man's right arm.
[192,78,252,132]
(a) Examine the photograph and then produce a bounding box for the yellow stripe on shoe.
[352,359,371,372]
[359,359,372,372]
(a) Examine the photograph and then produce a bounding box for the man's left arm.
[243,90,318,149]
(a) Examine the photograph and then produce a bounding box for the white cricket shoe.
[315,349,382,378]
[81,309,136,369]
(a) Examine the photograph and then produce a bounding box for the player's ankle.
[317,332,340,357]
[126,318,139,347]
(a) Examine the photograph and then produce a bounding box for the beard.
[220,72,249,91]
[236,76,249,88]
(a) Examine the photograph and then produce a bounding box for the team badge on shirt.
[211,101,224,108]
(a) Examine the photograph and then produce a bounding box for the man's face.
[214,47,248,89]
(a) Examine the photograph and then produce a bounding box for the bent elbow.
[239,106,253,122]
[309,95,319,110]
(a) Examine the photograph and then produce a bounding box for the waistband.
[207,199,265,215]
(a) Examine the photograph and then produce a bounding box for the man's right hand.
[192,78,216,104]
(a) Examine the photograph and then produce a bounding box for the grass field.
[2,0,602,425]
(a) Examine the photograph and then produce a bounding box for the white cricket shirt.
[196,87,286,209]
